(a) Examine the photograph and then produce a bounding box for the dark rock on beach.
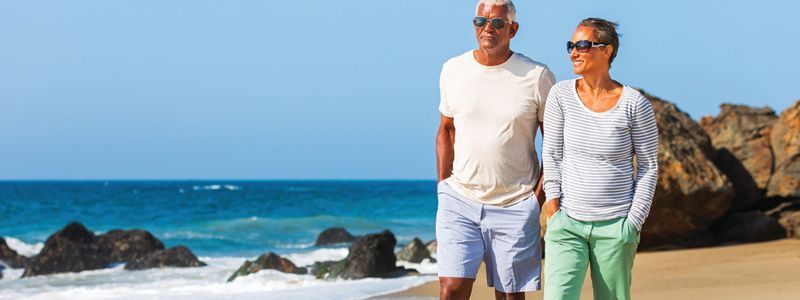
[0,237,29,269]
[124,246,206,270]
[22,222,204,277]
[313,230,410,280]
[315,227,358,246]
[767,99,800,199]
[227,252,306,282]
[0,264,4,279]
[425,239,437,256]
[97,229,165,263]
[712,212,786,244]
[641,93,734,250]
[778,210,800,239]
[767,200,800,239]
[340,230,405,279]
[23,222,108,277]
[310,260,346,280]
[396,237,433,263]
[700,104,777,211]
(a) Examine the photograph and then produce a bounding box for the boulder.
[640,93,735,249]
[341,230,406,279]
[425,240,437,256]
[768,100,800,199]
[314,227,358,246]
[227,252,306,282]
[767,200,800,239]
[778,210,800,239]
[396,237,433,263]
[700,104,777,210]
[0,238,29,269]
[310,260,346,280]
[0,264,4,279]
[22,222,107,277]
[124,246,206,270]
[712,212,786,244]
[23,222,202,277]
[97,229,165,263]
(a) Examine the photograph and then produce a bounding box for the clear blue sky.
[1,1,797,180]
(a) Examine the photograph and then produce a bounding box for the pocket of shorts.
[624,218,641,243]
[546,209,561,227]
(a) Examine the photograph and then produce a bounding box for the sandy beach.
[380,239,800,299]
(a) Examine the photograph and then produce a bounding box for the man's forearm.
[436,129,455,183]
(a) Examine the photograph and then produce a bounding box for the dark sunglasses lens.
[571,40,588,52]
[473,17,487,27]
[490,18,505,29]
[567,41,575,53]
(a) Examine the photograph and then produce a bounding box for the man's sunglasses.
[567,40,608,53]
[473,17,510,30]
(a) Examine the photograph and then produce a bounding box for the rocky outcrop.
[778,210,800,239]
[396,237,433,263]
[124,246,206,270]
[313,230,408,280]
[310,260,346,280]
[766,201,800,239]
[0,238,29,269]
[22,222,108,277]
[22,222,203,277]
[227,252,306,282]
[640,93,734,249]
[768,100,800,199]
[340,230,405,279]
[0,264,4,279]
[700,104,777,211]
[97,229,165,263]
[314,227,358,246]
[425,240,437,256]
[712,212,786,244]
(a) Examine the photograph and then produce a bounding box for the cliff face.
[768,100,800,199]
[700,104,777,211]
[640,93,733,249]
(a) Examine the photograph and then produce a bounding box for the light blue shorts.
[436,180,542,293]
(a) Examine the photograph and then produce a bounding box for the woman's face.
[570,25,613,75]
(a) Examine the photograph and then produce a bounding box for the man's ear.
[509,22,519,38]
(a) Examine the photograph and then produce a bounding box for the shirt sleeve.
[535,68,557,122]
[627,95,660,232]
[542,84,564,202]
[438,65,453,117]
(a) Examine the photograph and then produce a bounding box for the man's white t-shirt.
[440,50,556,207]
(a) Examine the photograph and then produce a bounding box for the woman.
[541,18,659,300]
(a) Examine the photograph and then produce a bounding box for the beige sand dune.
[382,239,800,299]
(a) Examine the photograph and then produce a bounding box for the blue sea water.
[0,181,440,300]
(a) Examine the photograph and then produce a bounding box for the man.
[435,1,556,299]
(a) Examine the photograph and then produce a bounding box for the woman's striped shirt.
[542,79,659,231]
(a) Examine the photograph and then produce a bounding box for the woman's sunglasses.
[567,40,608,53]
[473,17,510,30]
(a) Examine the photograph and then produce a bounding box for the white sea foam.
[3,237,44,257]
[0,255,436,300]
[159,231,228,240]
[397,258,438,275]
[191,185,242,191]
[282,248,349,266]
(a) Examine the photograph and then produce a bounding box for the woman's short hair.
[579,18,620,65]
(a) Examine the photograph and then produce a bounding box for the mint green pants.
[543,210,639,300]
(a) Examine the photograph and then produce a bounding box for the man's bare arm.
[436,114,456,183]
[535,121,546,207]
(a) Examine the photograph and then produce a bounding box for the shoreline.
[379,239,800,299]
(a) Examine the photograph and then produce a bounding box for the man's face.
[474,4,518,51]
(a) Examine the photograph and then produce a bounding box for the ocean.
[0,181,439,300]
